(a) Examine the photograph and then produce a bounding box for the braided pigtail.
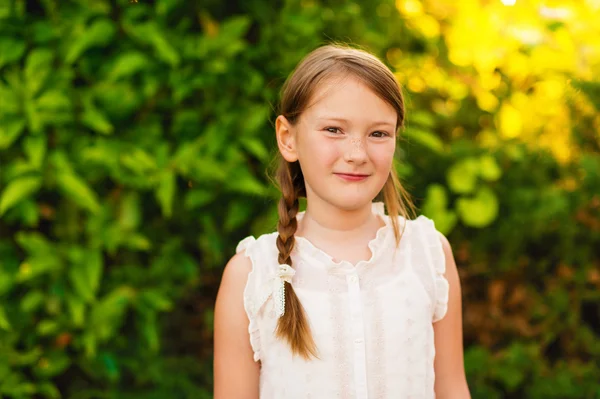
[274,160,318,360]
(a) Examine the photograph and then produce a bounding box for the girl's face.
[277,76,397,211]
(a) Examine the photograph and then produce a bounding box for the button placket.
[346,273,368,399]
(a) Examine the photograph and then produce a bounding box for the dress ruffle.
[294,202,394,270]
[236,236,263,362]
[415,216,450,322]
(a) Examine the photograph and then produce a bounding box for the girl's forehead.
[301,77,397,125]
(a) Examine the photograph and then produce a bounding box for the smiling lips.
[335,173,370,182]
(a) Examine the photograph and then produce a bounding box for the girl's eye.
[325,127,341,134]
[371,131,389,138]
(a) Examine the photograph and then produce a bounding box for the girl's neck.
[297,201,383,246]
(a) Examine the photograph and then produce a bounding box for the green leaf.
[20,290,46,312]
[82,332,97,358]
[422,183,449,209]
[184,189,215,209]
[34,352,71,378]
[36,90,71,112]
[118,192,141,230]
[421,183,458,235]
[403,127,445,154]
[66,19,116,64]
[36,382,61,399]
[15,231,52,254]
[0,269,14,296]
[12,347,43,366]
[0,176,42,216]
[156,170,175,217]
[139,290,172,311]
[151,33,180,66]
[0,118,26,150]
[457,186,499,228]
[241,105,270,135]
[68,249,103,303]
[23,134,47,168]
[123,234,151,251]
[447,158,479,194]
[479,154,502,181]
[90,286,135,341]
[0,304,11,330]
[56,172,101,213]
[81,95,113,135]
[409,110,436,128]
[108,51,151,81]
[37,320,59,336]
[219,15,251,41]
[225,201,253,231]
[67,295,85,327]
[120,148,157,174]
[25,48,54,96]
[0,37,26,68]
[26,99,43,133]
[131,22,180,66]
[140,313,159,352]
[240,137,270,161]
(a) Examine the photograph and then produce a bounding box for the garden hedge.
[0,0,598,398]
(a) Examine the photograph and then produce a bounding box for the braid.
[274,160,318,359]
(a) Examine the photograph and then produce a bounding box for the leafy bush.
[0,0,598,398]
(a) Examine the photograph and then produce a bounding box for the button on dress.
[236,202,449,399]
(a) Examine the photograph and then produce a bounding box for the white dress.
[236,202,449,399]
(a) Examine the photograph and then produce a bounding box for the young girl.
[214,44,470,399]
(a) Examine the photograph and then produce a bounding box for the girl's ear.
[276,115,298,162]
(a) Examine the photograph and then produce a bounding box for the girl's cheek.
[316,139,343,161]
[369,145,394,164]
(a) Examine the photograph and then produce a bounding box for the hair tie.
[274,264,296,317]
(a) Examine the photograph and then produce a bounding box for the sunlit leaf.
[0,176,42,216]
[0,118,26,150]
[25,48,53,96]
[82,95,113,135]
[23,134,47,168]
[156,170,175,217]
[404,126,445,153]
[66,19,116,64]
[457,186,499,227]
[0,37,26,68]
[421,183,458,234]
[56,172,101,213]
[0,305,11,330]
[107,51,151,81]
[68,249,103,303]
[479,154,502,181]
[90,287,135,341]
[446,158,479,194]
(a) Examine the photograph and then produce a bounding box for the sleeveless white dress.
[236,202,449,399]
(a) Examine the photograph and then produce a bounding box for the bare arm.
[433,232,471,399]
[214,253,260,399]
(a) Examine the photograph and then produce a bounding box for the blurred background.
[0,0,599,398]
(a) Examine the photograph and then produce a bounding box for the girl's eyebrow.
[315,116,395,128]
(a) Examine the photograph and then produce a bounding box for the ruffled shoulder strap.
[413,216,450,323]
[236,235,256,255]
[235,233,282,362]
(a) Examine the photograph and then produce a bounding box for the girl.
[214,44,470,399]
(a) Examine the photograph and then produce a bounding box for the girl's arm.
[214,253,260,399]
[433,232,471,399]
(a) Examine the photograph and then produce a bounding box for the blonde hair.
[273,44,416,359]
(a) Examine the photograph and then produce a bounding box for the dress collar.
[293,202,393,270]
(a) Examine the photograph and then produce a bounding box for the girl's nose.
[344,136,368,163]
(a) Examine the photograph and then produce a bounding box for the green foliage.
[0,0,598,398]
